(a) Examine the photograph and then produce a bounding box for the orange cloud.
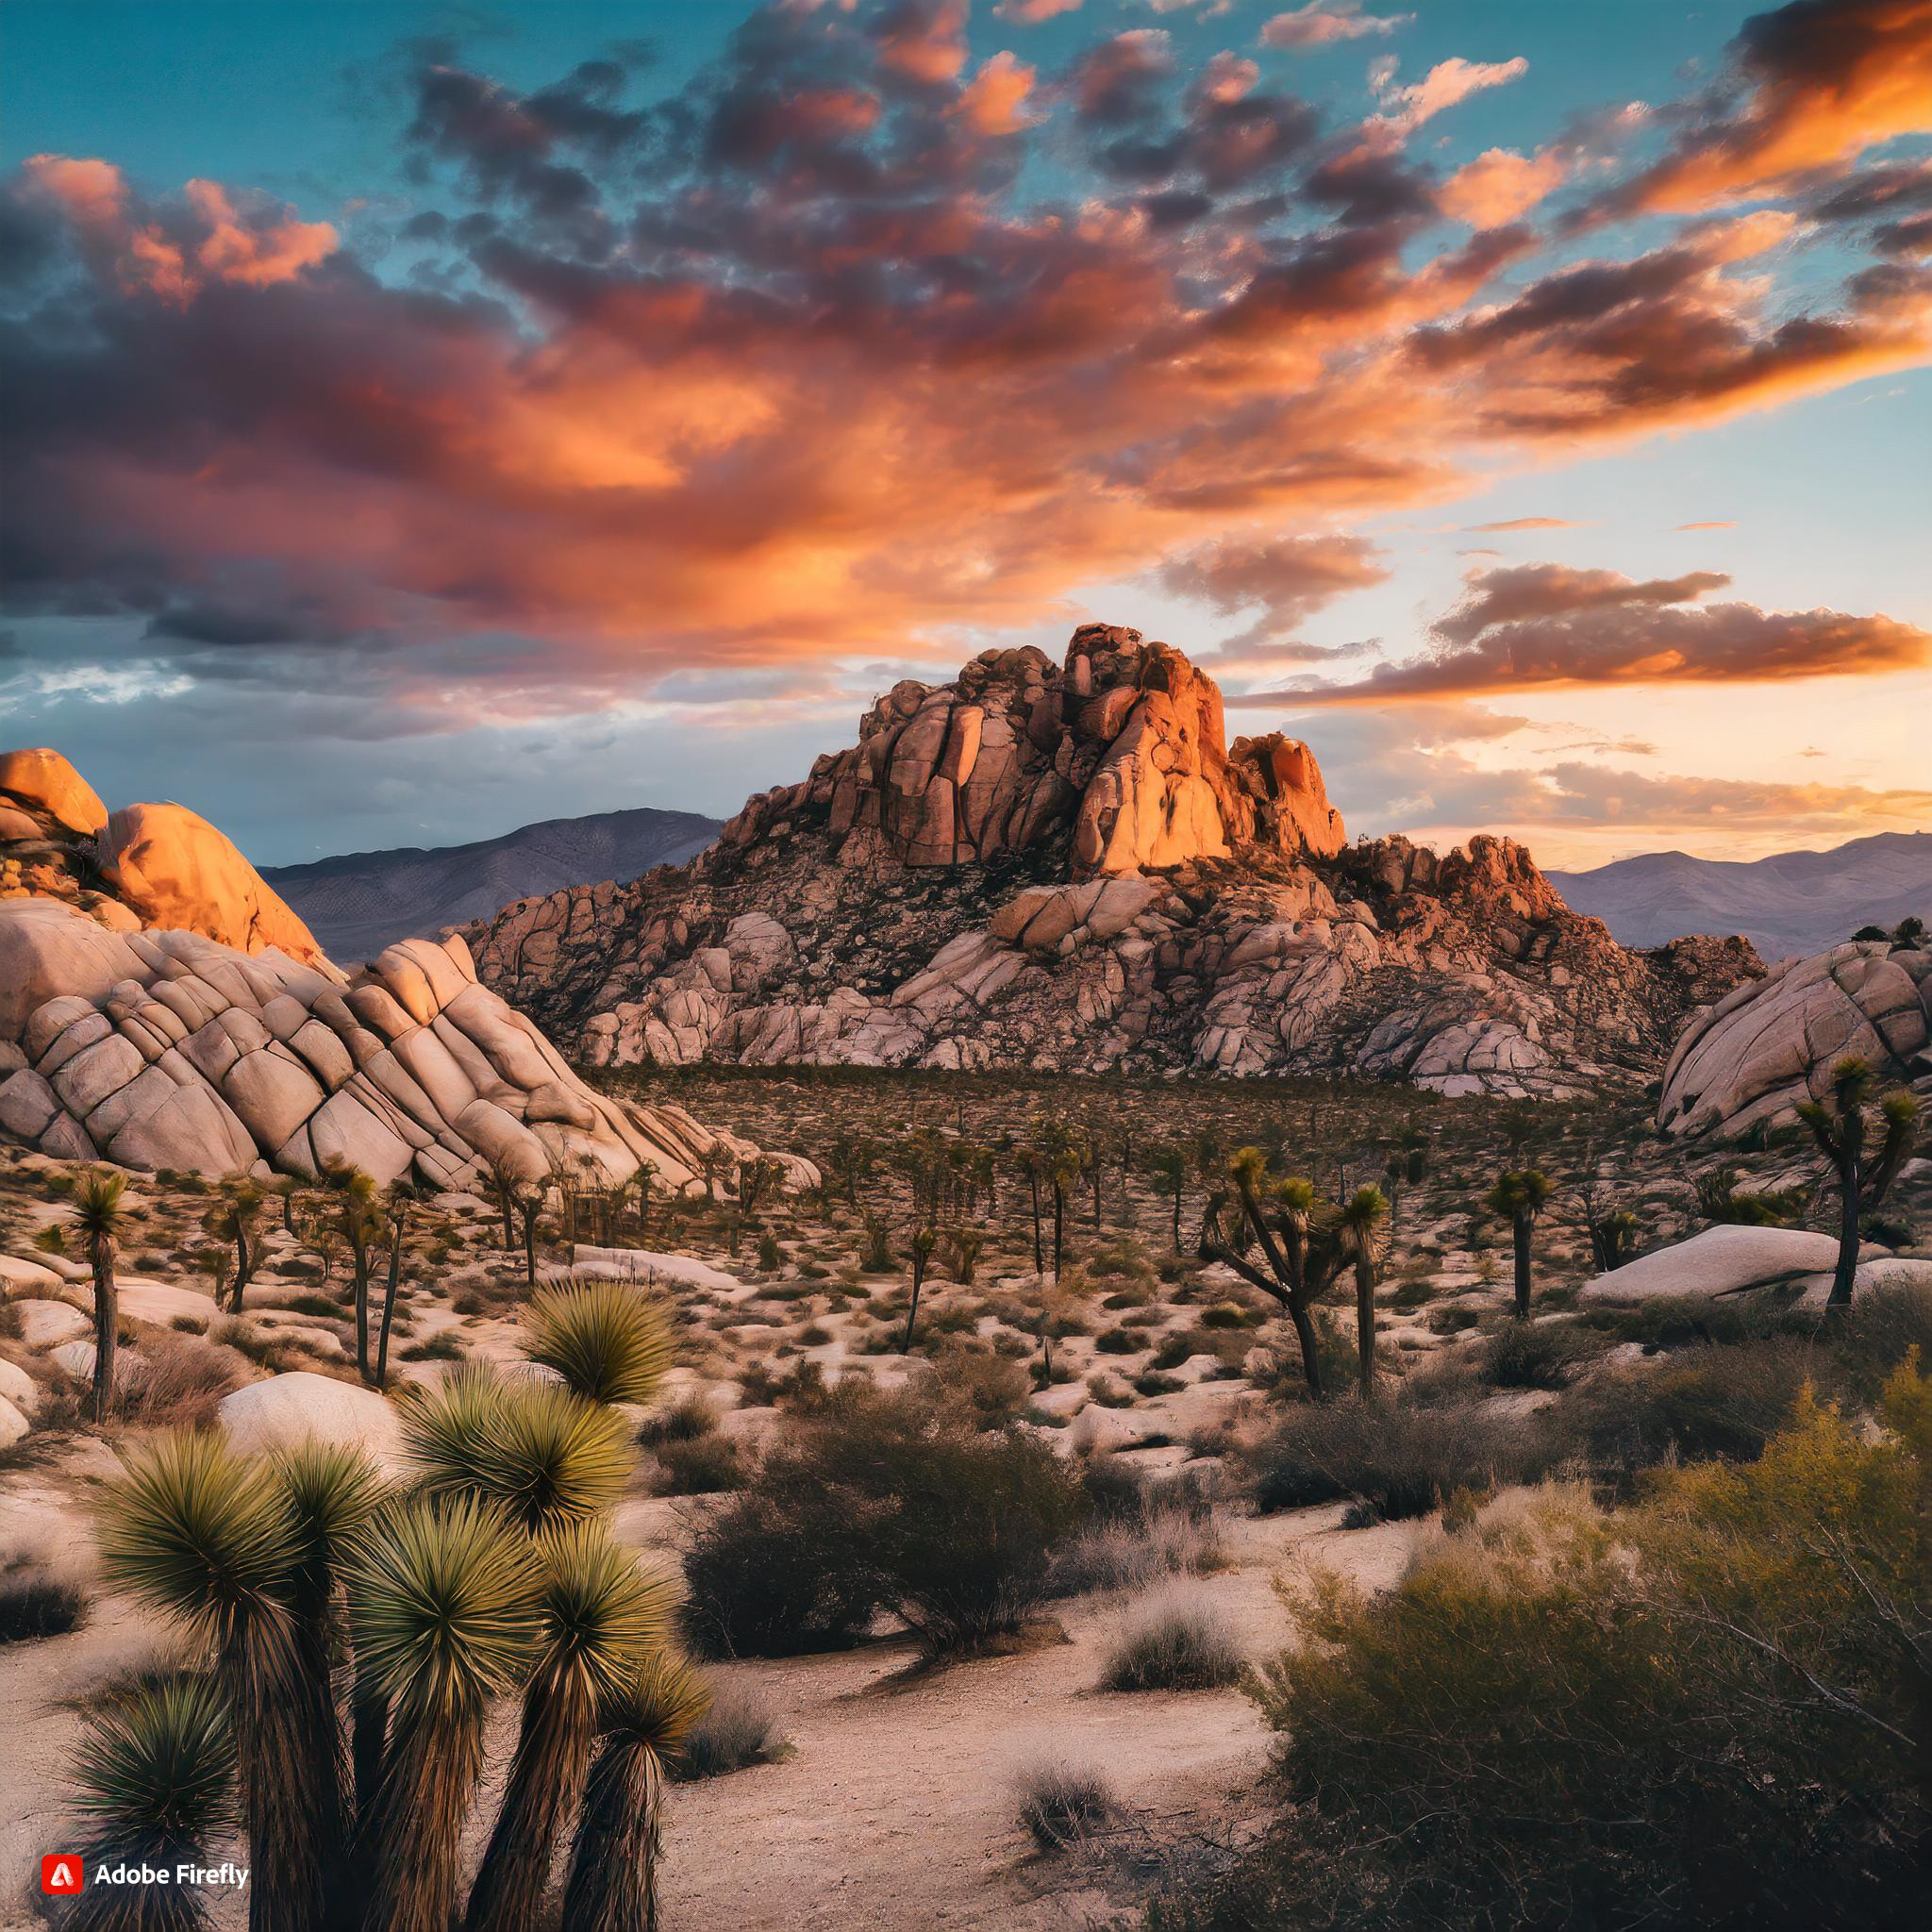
[1293,563,1932,701]
[956,52,1037,137]
[1626,0,1932,212]
[1438,146,1568,228]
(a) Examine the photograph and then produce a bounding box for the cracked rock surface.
[1657,940,1932,1139]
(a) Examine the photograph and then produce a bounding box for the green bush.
[1558,1338,1817,1477]
[0,1569,88,1643]
[682,1385,1086,1658]
[650,1434,747,1496]
[1159,1365,1932,1931]
[1481,1320,1586,1391]
[1246,1399,1533,1520]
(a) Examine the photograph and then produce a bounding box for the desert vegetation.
[1,1054,1926,1929]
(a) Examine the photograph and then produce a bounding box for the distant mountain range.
[1549,831,1932,961]
[264,808,722,964]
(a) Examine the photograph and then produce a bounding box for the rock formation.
[467,626,1758,1098]
[2,748,330,967]
[0,898,810,1192]
[1658,938,1932,1139]
[1,749,811,1192]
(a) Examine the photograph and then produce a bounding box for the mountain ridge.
[263,806,722,965]
[1549,830,1932,960]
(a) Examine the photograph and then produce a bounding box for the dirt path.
[0,1484,1416,1931]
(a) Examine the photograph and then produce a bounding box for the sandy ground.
[0,1470,1417,1932]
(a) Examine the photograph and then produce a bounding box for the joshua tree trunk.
[1287,1298,1324,1401]
[1051,1183,1066,1283]
[1026,1171,1043,1274]
[1355,1251,1376,1400]
[1827,1141,1862,1308]
[520,1198,541,1291]
[351,1243,373,1382]
[375,1210,407,1391]
[231,1221,253,1311]
[91,1250,118,1424]
[1512,1212,1534,1320]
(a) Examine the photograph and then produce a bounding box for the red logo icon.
[42,1855,85,1894]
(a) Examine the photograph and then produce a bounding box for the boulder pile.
[467,626,1758,1096]
[0,899,806,1192]
[1,749,813,1192]
[1658,939,1932,1139]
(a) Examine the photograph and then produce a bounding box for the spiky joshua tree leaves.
[564,1651,713,1932]
[75,1281,707,1932]
[68,1675,238,1932]
[93,1433,326,1932]
[42,1167,127,1423]
[524,1276,675,1407]
[1798,1057,1922,1309]
[1486,1170,1552,1321]
[1199,1152,1387,1399]
[348,1493,542,1932]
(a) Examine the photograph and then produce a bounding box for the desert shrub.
[1482,1320,1586,1391]
[1558,1338,1817,1478]
[1178,1374,1932,1932]
[682,1384,1086,1657]
[1246,1399,1533,1521]
[1017,1759,1116,1851]
[681,1487,878,1658]
[1833,1279,1932,1399]
[637,1396,719,1447]
[670,1678,784,1781]
[0,1566,88,1643]
[1100,1583,1243,1691]
[651,1434,747,1496]
[1093,1326,1141,1355]
[117,1334,240,1430]
[930,1341,1032,1427]
[399,1332,466,1362]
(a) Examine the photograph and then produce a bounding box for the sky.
[2,0,1929,870]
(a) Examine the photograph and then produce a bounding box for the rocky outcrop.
[2,748,330,968]
[467,626,1759,1098]
[1658,939,1932,1138]
[97,801,332,969]
[764,625,1343,875]
[0,898,814,1193]
[0,748,108,839]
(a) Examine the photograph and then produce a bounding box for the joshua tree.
[1486,1170,1552,1320]
[902,1227,939,1352]
[487,1158,519,1251]
[95,1432,331,1932]
[268,1174,300,1238]
[515,1182,544,1291]
[860,1209,893,1274]
[1148,1142,1189,1253]
[69,1674,238,1932]
[1199,1153,1330,1397]
[523,1278,675,1407]
[351,1493,543,1932]
[697,1144,731,1204]
[1799,1058,1922,1308]
[324,1163,387,1381]
[212,1182,268,1312]
[463,1526,672,1932]
[78,1286,697,1932]
[66,1168,127,1424]
[1029,1120,1086,1282]
[945,1225,984,1285]
[373,1180,415,1391]
[1338,1186,1389,1398]
[563,1651,712,1932]
[1583,1183,1641,1273]
[1019,1146,1046,1274]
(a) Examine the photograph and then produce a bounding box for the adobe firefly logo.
[42,1854,85,1894]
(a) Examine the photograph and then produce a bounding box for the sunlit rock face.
[468,625,1760,1099]
[0,899,811,1192]
[1658,939,1932,1139]
[2,748,330,969]
[809,625,1344,874]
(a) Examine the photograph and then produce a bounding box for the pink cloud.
[1438,146,1569,228]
